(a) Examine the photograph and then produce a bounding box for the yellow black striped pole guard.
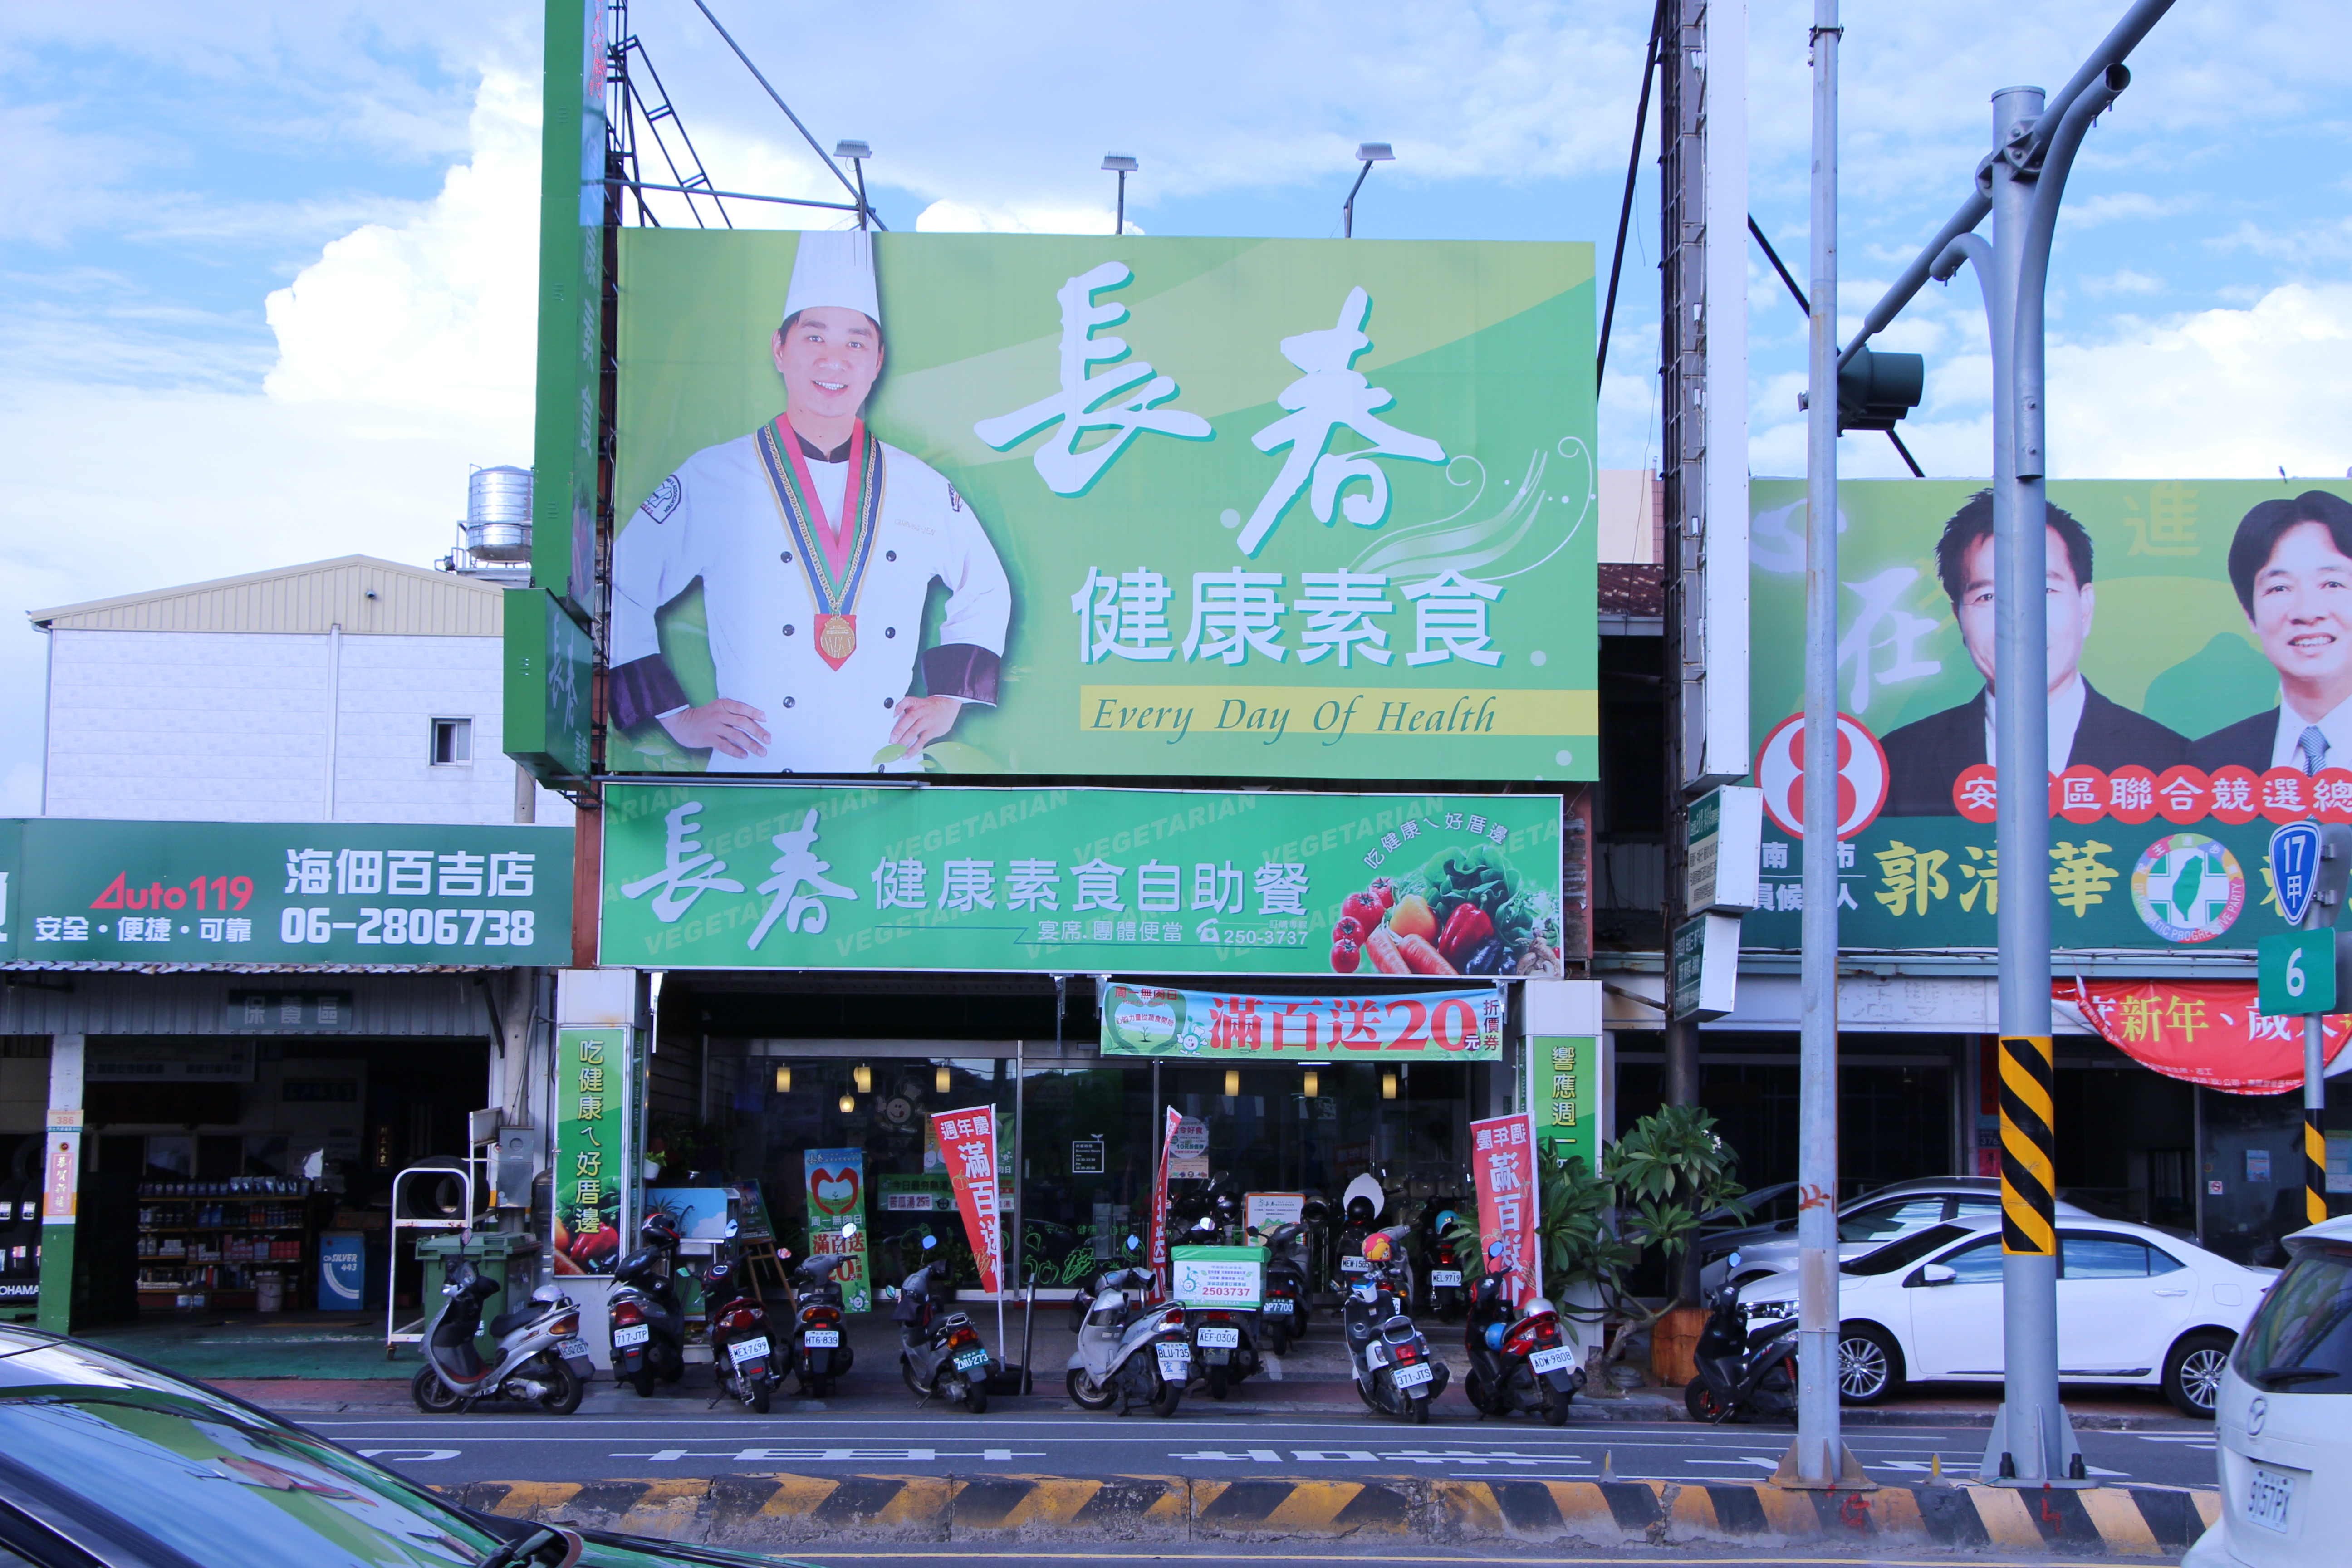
[1999,1035,2056,1256]
[2308,1109,2329,1227]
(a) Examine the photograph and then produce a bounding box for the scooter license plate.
[612,1324,652,1348]
[1429,1270,1462,1288]
[557,1338,590,1360]
[1391,1362,1435,1389]
[1155,1344,1191,1375]
[802,1329,841,1348]
[953,1348,990,1372]
[1196,1326,1240,1348]
[1262,1298,1294,1314]
[1529,1345,1575,1374]
[729,1336,771,1364]
[1340,1256,1371,1273]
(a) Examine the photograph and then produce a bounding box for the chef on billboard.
[608,231,1011,772]
[2188,491,2352,773]
[1881,491,2188,815]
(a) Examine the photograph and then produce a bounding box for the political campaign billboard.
[588,229,1595,783]
[1744,478,2352,951]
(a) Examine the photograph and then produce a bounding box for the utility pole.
[1831,0,2170,1485]
[1777,0,1863,1491]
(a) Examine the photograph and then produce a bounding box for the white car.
[1699,1179,2093,1294]
[2184,1215,2352,1568]
[1739,1212,2273,1416]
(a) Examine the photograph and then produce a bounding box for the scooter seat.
[487,1306,543,1338]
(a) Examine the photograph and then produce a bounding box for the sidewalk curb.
[441,1473,2220,1555]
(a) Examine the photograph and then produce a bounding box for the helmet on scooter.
[1345,1195,1375,1225]
[1485,1322,1507,1352]
[640,1214,681,1248]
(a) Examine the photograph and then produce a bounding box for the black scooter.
[608,1215,687,1397]
[1684,1252,1798,1424]
[1462,1244,1583,1424]
[702,1235,783,1414]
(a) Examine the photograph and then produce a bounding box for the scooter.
[1462,1244,1583,1425]
[894,1235,995,1413]
[1343,1226,1447,1423]
[411,1258,590,1415]
[701,1231,784,1415]
[1685,1252,1798,1424]
[1421,1207,1467,1323]
[1176,1217,1262,1399]
[608,1214,687,1397]
[1067,1247,1191,1418]
[1258,1221,1311,1353]
[1332,1194,1379,1297]
[789,1229,858,1397]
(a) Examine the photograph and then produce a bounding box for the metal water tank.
[464,466,533,561]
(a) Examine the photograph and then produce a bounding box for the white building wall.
[42,628,572,826]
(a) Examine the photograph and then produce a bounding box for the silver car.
[1699,1176,2092,1294]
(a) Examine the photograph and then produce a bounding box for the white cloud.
[2084,268,2166,297]
[915,199,1133,235]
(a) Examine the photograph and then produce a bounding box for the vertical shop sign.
[1470,1113,1538,1308]
[1531,1036,1601,1174]
[803,1147,870,1312]
[553,1029,628,1275]
[930,1107,1003,1295]
[1149,1105,1181,1293]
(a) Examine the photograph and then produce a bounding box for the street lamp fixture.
[1343,142,1393,239]
[1102,154,1138,235]
[834,139,874,230]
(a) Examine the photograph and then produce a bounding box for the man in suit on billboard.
[1880,491,2188,816]
[2190,491,2352,774]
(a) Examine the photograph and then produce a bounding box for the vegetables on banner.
[929,1107,1002,1294]
[1100,982,1504,1059]
[1470,1113,1538,1308]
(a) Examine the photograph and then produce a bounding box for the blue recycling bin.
[318,1232,366,1310]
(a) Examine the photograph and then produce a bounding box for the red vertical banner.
[930,1105,1002,1295]
[1471,1112,1538,1308]
[1149,1104,1181,1294]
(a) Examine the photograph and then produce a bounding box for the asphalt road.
[299,1404,2217,1491]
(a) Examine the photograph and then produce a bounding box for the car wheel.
[1067,1367,1117,1411]
[2164,1330,2233,1419]
[1835,1323,1902,1406]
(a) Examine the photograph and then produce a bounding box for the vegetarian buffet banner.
[802,1147,871,1313]
[1100,982,1504,1060]
[1744,478,2352,951]
[596,230,1597,784]
[2058,978,2352,1095]
[930,1106,1003,1295]
[600,783,1564,976]
[1470,1113,1539,1308]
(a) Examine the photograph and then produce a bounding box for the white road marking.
[1170,1450,1284,1463]
[612,1448,1040,1462]
[357,1448,459,1462]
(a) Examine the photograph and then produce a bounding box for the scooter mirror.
[1126,1235,1141,1252]
[841,1221,858,1239]
[1193,1216,1214,1232]
[1727,1251,1742,1269]
[921,1234,938,1251]
[1488,1240,1506,1260]
[725,1219,740,1238]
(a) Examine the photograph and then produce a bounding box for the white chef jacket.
[611,425,1011,773]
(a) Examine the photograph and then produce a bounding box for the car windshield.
[1841,1222,1970,1277]
[2234,1249,2352,1394]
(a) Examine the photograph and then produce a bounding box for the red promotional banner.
[1149,1105,1180,1294]
[1470,1113,1539,1308]
[929,1105,1002,1294]
[2060,978,2352,1095]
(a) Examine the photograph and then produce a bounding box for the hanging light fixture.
[1224,1068,1240,1098]
[1302,1068,1320,1099]
[936,1064,951,1095]
[853,1063,872,1094]
[838,1093,856,1114]
[1382,1069,1398,1101]
[774,1064,792,1093]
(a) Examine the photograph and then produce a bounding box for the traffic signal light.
[1837,346,1925,433]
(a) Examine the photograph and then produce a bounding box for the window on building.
[430,718,472,766]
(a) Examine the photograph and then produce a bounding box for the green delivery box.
[1170,1245,1266,1310]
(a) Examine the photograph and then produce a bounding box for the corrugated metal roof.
[28,556,503,637]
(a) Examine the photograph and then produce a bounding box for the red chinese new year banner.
[2059,978,2352,1094]
[929,1105,1002,1294]
[1149,1104,1181,1294]
[1471,1112,1539,1308]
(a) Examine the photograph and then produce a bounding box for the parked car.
[2184,1214,2352,1568]
[0,1323,816,1567]
[1739,1212,2274,1416]
[1699,1176,2092,1293]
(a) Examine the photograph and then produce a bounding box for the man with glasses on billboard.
[1879,491,2188,815]
[608,231,1011,772]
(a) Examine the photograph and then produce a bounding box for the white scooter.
[1066,1240,1191,1418]
[411,1259,591,1415]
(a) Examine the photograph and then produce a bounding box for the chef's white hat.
[781,230,880,328]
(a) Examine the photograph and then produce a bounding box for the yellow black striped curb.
[441,1474,2221,1553]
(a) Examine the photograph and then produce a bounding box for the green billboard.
[599,783,1566,977]
[595,229,1596,783]
[1744,478,2352,951]
[0,819,573,965]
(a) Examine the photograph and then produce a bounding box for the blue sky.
[5,0,2351,811]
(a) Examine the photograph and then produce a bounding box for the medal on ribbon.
[756,418,885,673]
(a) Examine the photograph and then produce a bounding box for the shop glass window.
[2059,1232,2151,1279]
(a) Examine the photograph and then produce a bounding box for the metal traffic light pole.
[1835,0,2172,1487]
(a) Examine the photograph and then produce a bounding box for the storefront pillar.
[37,1035,84,1336]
